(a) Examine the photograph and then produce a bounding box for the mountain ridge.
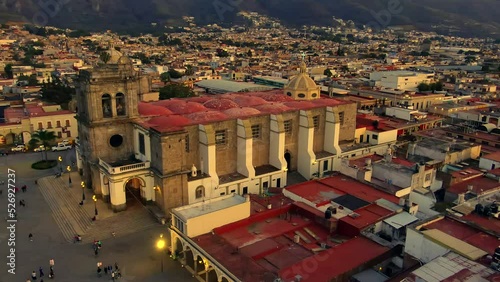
[1,0,499,37]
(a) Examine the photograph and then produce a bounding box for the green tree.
[17,74,39,86]
[247,50,252,57]
[159,84,195,100]
[185,65,194,76]
[4,64,13,79]
[30,130,56,160]
[160,72,171,84]
[40,76,74,107]
[323,68,333,77]
[417,83,430,92]
[168,68,183,79]
[100,52,111,64]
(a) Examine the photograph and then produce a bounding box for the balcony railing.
[99,158,150,175]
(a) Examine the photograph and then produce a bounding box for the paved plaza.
[0,149,195,282]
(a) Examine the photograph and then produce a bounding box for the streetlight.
[81,181,85,202]
[92,195,98,216]
[66,165,72,186]
[58,156,63,173]
[156,234,166,272]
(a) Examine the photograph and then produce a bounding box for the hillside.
[1,0,499,37]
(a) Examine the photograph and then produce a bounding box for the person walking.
[111,271,115,281]
[48,266,54,279]
[104,266,108,275]
[29,233,33,241]
[22,185,27,192]
[31,270,37,280]
[39,267,44,278]
[97,266,102,277]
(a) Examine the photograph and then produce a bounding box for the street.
[0,149,195,282]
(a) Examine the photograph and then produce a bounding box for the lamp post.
[81,181,85,201]
[92,195,98,216]
[66,165,72,187]
[58,156,63,173]
[156,234,166,273]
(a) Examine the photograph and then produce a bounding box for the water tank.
[490,204,498,214]
[294,235,300,244]
[325,209,332,219]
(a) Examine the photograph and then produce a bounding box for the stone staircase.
[38,177,93,242]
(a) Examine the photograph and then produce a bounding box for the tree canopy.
[159,84,195,100]
[40,76,74,107]
[4,64,13,79]
[30,130,57,160]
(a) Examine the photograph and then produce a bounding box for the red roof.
[285,180,346,207]
[138,102,173,116]
[255,103,292,114]
[224,107,261,118]
[203,99,239,110]
[279,237,389,282]
[186,110,228,123]
[319,175,400,204]
[448,176,500,195]
[339,203,394,231]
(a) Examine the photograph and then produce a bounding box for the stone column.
[297,110,316,179]
[236,119,255,178]
[324,107,341,155]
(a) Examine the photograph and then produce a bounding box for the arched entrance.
[221,277,229,282]
[174,237,184,261]
[207,268,218,282]
[284,152,291,170]
[195,255,206,277]
[185,246,195,271]
[5,133,16,145]
[125,177,144,207]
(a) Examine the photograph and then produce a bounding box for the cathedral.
[75,50,356,213]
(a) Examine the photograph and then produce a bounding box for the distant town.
[0,11,499,282]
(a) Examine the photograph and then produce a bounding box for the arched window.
[195,186,205,199]
[102,94,112,118]
[116,93,126,116]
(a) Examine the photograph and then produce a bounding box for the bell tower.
[75,54,152,192]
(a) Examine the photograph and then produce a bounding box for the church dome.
[117,55,132,65]
[103,46,123,64]
[283,60,320,100]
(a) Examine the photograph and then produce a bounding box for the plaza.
[0,149,194,282]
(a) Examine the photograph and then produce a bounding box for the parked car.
[51,143,72,152]
[60,139,74,146]
[0,149,8,156]
[11,144,27,152]
[34,145,46,152]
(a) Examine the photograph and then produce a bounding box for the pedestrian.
[104,266,108,275]
[94,248,98,256]
[108,265,113,273]
[22,185,26,192]
[49,267,54,279]
[49,259,54,267]
[111,271,115,281]
[31,270,37,280]
[115,262,119,270]
[29,233,33,241]
[97,266,102,277]
[39,266,44,277]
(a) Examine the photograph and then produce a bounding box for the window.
[286,92,292,96]
[47,121,52,128]
[339,112,344,125]
[56,121,61,128]
[298,93,306,98]
[66,131,71,137]
[185,134,190,152]
[174,217,184,233]
[116,93,126,116]
[284,120,292,135]
[65,120,70,127]
[481,141,489,145]
[425,174,431,182]
[313,115,320,130]
[57,132,62,138]
[215,130,227,145]
[251,124,261,139]
[138,133,145,155]
[102,94,112,118]
[195,186,205,199]
[38,122,43,130]
[372,134,378,140]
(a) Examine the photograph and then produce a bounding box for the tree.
[40,76,74,107]
[30,130,56,160]
[481,65,490,72]
[159,84,195,100]
[185,65,194,76]
[168,68,183,79]
[4,64,13,79]
[247,50,252,57]
[324,68,333,77]
[100,52,111,64]
[18,74,39,86]
[160,72,171,84]
[340,66,349,73]
[417,83,431,92]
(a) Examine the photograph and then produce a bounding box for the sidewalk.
[38,172,160,243]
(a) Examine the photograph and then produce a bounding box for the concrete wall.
[405,228,449,263]
[479,157,500,170]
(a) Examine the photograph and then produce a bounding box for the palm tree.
[30,130,56,161]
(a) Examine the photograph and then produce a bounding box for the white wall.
[405,228,449,263]
[479,157,500,170]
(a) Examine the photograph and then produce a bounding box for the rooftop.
[137,90,352,133]
[172,194,248,221]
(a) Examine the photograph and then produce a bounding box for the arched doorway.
[195,256,206,277]
[125,177,144,207]
[207,268,218,282]
[284,152,291,170]
[185,247,195,271]
[174,238,184,261]
[221,277,229,282]
[5,133,16,145]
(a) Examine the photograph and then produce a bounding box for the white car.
[34,145,46,152]
[11,145,27,152]
[60,139,71,146]
[51,143,72,152]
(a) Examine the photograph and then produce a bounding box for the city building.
[369,71,435,91]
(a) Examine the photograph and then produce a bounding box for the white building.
[370,71,434,91]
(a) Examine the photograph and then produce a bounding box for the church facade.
[75,54,356,214]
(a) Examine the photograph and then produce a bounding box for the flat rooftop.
[172,194,247,220]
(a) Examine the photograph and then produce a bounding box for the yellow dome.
[285,73,317,90]
[117,56,132,65]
